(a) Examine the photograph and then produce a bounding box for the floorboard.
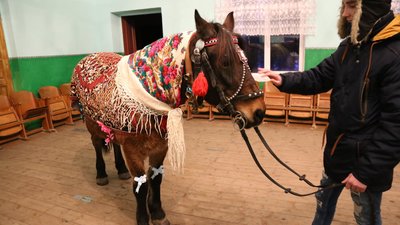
[0,119,399,225]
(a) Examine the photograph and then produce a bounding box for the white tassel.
[167,108,186,173]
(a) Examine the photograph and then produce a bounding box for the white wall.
[0,0,342,58]
[306,0,342,48]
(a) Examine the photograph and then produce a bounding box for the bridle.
[185,34,263,124]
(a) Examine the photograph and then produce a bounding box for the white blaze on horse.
[71,10,265,225]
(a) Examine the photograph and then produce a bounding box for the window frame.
[264,34,305,72]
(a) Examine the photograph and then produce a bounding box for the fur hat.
[338,0,392,44]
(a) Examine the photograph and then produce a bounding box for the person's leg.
[351,190,382,225]
[312,172,344,225]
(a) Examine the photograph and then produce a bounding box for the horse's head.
[188,10,266,129]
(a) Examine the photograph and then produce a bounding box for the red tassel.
[192,71,208,97]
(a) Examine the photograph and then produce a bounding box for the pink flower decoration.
[96,121,114,145]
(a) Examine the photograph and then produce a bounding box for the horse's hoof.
[118,172,131,180]
[96,177,109,186]
[152,218,170,225]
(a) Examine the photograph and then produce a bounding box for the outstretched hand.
[342,173,367,193]
[257,68,282,87]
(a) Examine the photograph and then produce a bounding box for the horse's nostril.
[254,109,265,123]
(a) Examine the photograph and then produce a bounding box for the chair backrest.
[0,95,28,141]
[316,90,331,109]
[288,94,314,109]
[59,83,71,96]
[264,81,280,93]
[38,86,73,124]
[0,95,11,111]
[264,82,287,106]
[10,91,38,116]
[38,86,61,99]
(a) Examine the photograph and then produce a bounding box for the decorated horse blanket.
[71,31,195,171]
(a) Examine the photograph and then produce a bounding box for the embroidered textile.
[71,52,122,128]
[127,32,192,108]
[71,32,194,172]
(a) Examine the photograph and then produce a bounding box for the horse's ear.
[222,12,234,32]
[194,9,214,39]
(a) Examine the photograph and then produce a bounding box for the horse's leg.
[91,135,109,186]
[112,143,131,180]
[121,141,150,225]
[148,142,170,225]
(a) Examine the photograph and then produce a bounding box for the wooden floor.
[0,119,399,225]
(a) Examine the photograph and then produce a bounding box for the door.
[0,16,13,96]
[121,13,163,55]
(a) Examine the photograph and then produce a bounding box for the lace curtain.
[215,0,316,36]
[393,0,400,14]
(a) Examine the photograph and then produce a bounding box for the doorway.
[121,13,163,55]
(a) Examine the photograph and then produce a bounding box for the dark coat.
[278,12,400,192]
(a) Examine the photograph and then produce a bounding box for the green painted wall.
[8,49,336,96]
[304,48,335,70]
[9,55,88,96]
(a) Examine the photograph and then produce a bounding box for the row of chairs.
[263,82,330,127]
[180,82,331,128]
[181,101,229,121]
[0,83,81,145]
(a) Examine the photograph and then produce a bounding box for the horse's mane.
[212,23,240,84]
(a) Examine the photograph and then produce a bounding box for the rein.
[240,127,344,197]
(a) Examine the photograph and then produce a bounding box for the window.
[242,35,264,73]
[242,34,305,72]
[270,35,300,71]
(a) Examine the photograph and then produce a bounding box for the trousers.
[311,172,382,225]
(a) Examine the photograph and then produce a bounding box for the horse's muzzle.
[233,111,246,130]
[233,109,264,130]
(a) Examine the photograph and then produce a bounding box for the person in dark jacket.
[259,0,400,224]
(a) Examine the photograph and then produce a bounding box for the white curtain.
[215,0,316,36]
[393,0,400,15]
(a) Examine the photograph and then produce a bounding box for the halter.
[188,35,263,117]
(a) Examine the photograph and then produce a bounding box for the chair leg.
[20,124,28,140]
[42,114,54,132]
[46,112,56,131]
[284,111,289,126]
[312,111,317,129]
[208,106,214,121]
[66,111,74,125]
[186,102,193,120]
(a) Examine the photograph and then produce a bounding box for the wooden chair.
[183,100,215,121]
[59,83,81,121]
[315,90,331,126]
[0,95,28,144]
[263,82,288,123]
[287,94,316,127]
[10,90,53,135]
[38,86,74,128]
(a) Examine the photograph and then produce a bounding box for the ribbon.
[96,121,114,145]
[151,165,165,179]
[134,175,147,193]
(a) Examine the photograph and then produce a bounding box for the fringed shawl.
[71,31,195,172]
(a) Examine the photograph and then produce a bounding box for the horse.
[71,10,266,225]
